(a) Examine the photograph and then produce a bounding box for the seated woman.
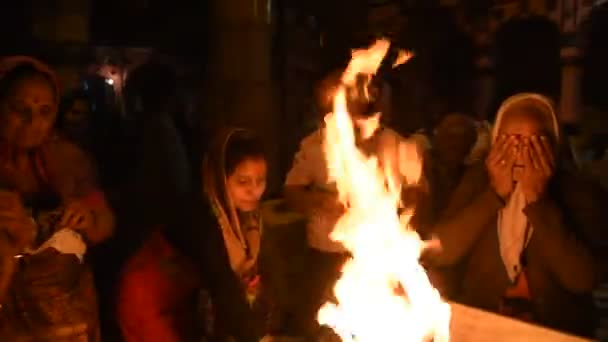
[0,57,115,340]
[117,128,269,342]
[423,93,606,337]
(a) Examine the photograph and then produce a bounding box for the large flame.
[318,39,451,342]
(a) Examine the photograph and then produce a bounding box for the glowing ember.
[317,39,451,342]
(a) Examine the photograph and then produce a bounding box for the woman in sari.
[423,93,607,337]
[117,128,269,342]
[0,57,115,340]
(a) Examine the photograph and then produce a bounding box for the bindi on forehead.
[12,80,55,104]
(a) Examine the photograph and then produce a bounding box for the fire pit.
[308,304,592,341]
[308,303,594,342]
[448,303,594,342]
[262,38,597,342]
[267,306,593,342]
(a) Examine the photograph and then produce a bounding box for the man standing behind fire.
[284,68,429,335]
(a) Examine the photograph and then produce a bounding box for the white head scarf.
[492,93,559,281]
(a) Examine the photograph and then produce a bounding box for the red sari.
[117,230,201,342]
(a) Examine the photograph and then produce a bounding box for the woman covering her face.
[0,57,114,340]
[422,93,608,337]
[118,128,269,342]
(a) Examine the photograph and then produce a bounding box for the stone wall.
[203,0,282,195]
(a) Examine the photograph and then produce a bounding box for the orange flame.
[318,39,450,342]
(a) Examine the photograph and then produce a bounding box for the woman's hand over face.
[486,135,518,200]
[520,135,555,204]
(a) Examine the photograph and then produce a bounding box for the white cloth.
[285,127,423,252]
[497,184,533,281]
[492,93,559,281]
[26,228,87,262]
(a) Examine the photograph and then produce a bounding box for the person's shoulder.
[295,128,324,157]
[44,136,86,155]
[300,128,323,146]
[382,127,431,149]
[464,161,487,177]
[41,136,91,167]
[460,161,489,189]
[379,127,402,139]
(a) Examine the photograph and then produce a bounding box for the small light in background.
[106,78,114,85]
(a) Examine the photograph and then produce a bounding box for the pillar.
[30,0,91,89]
[559,47,582,124]
[205,0,280,193]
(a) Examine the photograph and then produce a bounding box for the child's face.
[226,158,267,212]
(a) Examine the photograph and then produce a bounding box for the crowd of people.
[0,54,606,342]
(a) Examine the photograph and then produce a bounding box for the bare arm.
[428,189,503,266]
[422,164,504,266]
[284,132,337,216]
[284,185,337,217]
[77,192,115,244]
[44,140,115,244]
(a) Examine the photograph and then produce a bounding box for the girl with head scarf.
[117,128,269,342]
[0,57,115,340]
[422,93,608,337]
[202,128,265,281]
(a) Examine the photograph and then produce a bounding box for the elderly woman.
[118,128,270,342]
[423,93,607,337]
[0,57,114,340]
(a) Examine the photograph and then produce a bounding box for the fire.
[318,39,451,341]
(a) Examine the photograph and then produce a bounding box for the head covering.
[492,93,559,281]
[0,56,59,102]
[202,127,262,277]
[492,93,559,143]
